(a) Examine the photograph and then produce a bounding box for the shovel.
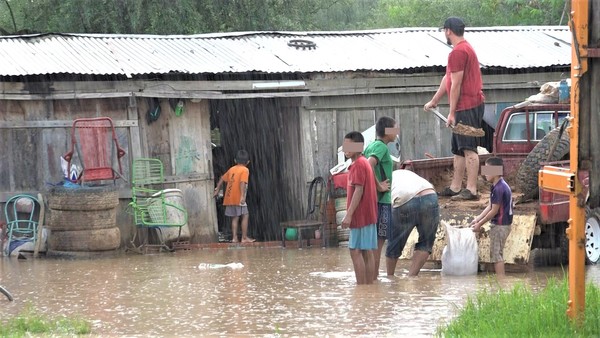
[428,108,485,137]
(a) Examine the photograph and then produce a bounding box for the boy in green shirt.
[363,116,397,281]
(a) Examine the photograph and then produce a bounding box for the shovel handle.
[428,108,454,128]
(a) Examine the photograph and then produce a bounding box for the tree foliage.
[0,0,567,35]
[375,0,568,28]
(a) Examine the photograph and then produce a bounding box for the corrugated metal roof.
[0,26,570,77]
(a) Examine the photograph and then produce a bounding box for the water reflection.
[0,248,598,336]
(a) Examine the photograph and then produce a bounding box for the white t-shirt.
[391,170,434,208]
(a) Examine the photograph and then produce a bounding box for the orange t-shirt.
[222,164,249,206]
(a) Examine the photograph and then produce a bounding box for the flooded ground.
[1,247,599,337]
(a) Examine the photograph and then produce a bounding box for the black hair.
[235,149,249,164]
[485,156,503,167]
[344,131,364,143]
[375,116,396,137]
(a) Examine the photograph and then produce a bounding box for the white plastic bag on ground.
[441,221,478,276]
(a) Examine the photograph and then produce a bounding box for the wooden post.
[33,193,45,258]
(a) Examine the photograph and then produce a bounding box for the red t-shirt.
[346,156,378,229]
[445,40,484,111]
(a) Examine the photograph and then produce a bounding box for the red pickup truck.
[400,102,574,267]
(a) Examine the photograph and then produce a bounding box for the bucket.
[336,210,347,226]
[150,189,190,243]
[335,197,347,212]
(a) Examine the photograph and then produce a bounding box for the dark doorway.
[210,98,304,242]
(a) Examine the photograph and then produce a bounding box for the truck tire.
[530,248,562,267]
[48,208,117,231]
[48,227,120,252]
[560,208,598,265]
[48,185,119,211]
[585,208,600,265]
[516,127,570,201]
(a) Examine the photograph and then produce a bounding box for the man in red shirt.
[424,17,485,201]
[341,131,378,285]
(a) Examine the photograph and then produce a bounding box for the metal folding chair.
[63,117,126,185]
[128,158,188,253]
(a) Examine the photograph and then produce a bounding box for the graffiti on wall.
[175,135,201,175]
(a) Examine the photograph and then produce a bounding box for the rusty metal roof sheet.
[0,26,570,77]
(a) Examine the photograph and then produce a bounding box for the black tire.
[48,185,119,211]
[559,229,569,266]
[559,208,595,265]
[516,127,570,200]
[530,248,563,267]
[48,208,117,231]
[48,227,120,252]
[0,285,13,301]
[46,249,123,260]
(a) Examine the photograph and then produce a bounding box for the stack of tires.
[47,185,121,258]
[335,196,350,247]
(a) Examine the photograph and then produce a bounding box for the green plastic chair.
[4,194,40,256]
[129,158,188,252]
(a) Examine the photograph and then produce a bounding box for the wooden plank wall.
[0,98,132,196]
[302,71,565,176]
[167,100,216,243]
[131,97,217,243]
[0,96,218,246]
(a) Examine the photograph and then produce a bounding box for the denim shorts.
[377,203,392,239]
[349,224,377,250]
[386,194,439,259]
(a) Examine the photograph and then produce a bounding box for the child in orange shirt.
[213,150,255,243]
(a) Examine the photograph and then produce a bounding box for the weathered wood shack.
[0,26,570,245]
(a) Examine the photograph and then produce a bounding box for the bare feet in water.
[241,237,256,243]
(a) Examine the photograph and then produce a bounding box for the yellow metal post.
[567,0,588,323]
[540,0,588,324]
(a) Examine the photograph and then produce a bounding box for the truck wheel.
[585,211,600,264]
[559,230,569,266]
[516,127,570,201]
[560,208,599,265]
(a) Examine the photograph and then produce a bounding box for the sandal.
[438,187,461,197]
[451,189,479,201]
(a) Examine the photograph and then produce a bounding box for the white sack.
[441,221,478,276]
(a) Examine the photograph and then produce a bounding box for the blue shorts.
[377,203,392,239]
[386,194,439,259]
[349,224,377,250]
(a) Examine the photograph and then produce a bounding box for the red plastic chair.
[63,117,126,184]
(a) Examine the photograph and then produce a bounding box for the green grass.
[437,278,600,337]
[0,305,91,337]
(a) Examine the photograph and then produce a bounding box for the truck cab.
[491,102,570,176]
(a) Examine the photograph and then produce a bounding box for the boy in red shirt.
[341,131,378,284]
[213,150,255,243]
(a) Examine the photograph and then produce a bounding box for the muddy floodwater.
[1,247,600,337]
